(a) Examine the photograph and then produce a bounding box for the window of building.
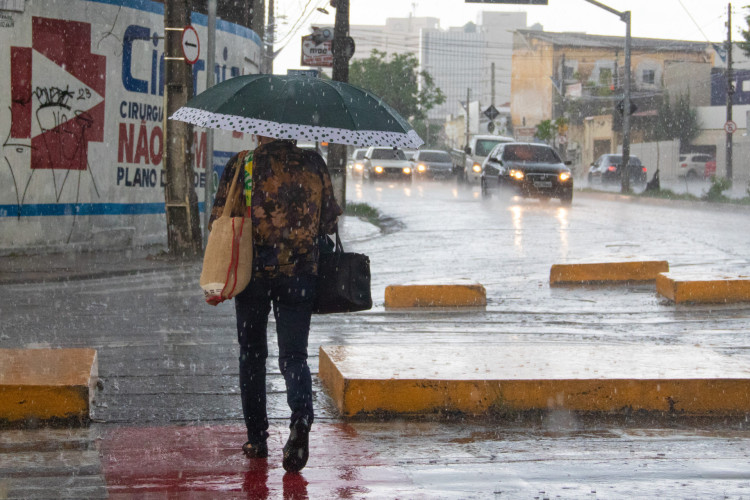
[642,69,656,85]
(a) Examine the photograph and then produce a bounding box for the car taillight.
[607,166,617,172]
[680,163,687,168]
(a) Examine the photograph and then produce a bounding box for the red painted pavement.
[101,423,415,498]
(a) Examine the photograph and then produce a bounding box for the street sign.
[181,25,199,64]
[331,36,355,61]
[724,120,738,134]
[301,35,332,67]
[483,105,500,121]
[465,0,548,4]
[301,28,335,67]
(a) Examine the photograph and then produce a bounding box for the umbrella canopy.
[169,74,423,149]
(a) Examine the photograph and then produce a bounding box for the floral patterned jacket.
[209,140,342,277]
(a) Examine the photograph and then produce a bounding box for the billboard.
[301,28,333,67]
[0,0,262,252]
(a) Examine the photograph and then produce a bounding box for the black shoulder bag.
[313,230,372,314]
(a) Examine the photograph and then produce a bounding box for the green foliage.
[639,189,699,202]
[740,7,750,57]
[349,49,445,122]
[703,176,732,202]
[535,118,568,143]
[651,93,701,145]
[344,202,380,225]
[535,119,555,142]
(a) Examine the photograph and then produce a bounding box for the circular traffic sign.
[181,25,200,64]
[724,120,737,134]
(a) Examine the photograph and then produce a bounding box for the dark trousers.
[234,273,316,445]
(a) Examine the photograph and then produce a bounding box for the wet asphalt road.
[2,179,750,498]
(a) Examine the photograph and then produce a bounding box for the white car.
[677,153,714,180]
[347,148,368,178]
[362,147,413,182]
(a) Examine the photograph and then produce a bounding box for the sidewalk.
[0,215,378,286]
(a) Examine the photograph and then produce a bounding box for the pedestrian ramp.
[0,348,98,426]
[384,281,486,308]
[657,271,750,304]
[319,344,750,417]
[550,260,669,284]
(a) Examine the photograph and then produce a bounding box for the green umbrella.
[169,74,423,149]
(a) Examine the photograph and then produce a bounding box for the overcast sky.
[271,0,741,73]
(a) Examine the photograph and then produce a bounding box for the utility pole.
[621,10,632,193]
[266,0,275,74]
[726,2,734,181]
[163,0,202,256]
[491,62,496,107]
[328,0,350,209]
[252,0,265,67]
[465,87,471,148]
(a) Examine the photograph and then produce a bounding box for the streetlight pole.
[582,0,632,193]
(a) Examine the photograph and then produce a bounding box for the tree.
[739,6,750,56]
[648,93,701,147]
[349,49,445,124]
[535,119,555,143]
[534,117,567,144]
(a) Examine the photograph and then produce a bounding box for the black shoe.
[282,417,310,472]
[242,440,268,458]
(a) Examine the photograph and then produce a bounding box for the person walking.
[209,136,341,473]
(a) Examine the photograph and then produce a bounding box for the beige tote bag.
[200,159,253,305]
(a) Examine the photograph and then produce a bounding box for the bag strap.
[334,228,344,252]
[222,154,244,218]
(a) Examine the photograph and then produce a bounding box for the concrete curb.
[577,189,750,212]
[657,272,750,304]
[320,344,750,417]
[550,260,669,284]
[384,284,487,308]
[0,349,98,426]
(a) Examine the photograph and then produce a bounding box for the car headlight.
[374,165,384,174]
[509,169,524,180]
[559,172,571,182]
[354,163,363,171]
[472,163,482,173]
[417,164,427,173]
[403,167,411,174]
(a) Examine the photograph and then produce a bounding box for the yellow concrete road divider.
[319,344,750,417]
[657,271,750,304]
[384,283,487,308]
[0,348,98,426]
[550,260,669,285]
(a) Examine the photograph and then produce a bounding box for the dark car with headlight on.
[411,149,454,180]
[363,146,412,182]
[481,142,573,205]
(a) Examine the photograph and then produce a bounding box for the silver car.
[362,147,413,182]
[411,150,454,180]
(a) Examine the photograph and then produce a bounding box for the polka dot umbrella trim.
[168,74,424,149]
